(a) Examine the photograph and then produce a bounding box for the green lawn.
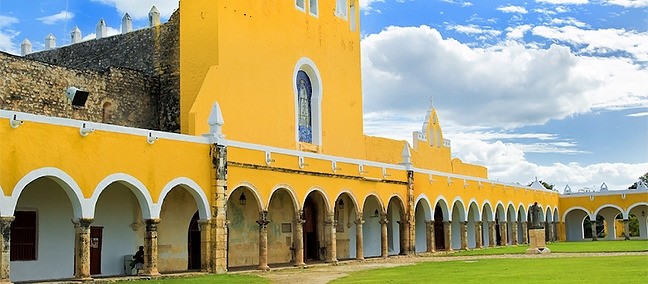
[332,255,648,283]
[451,239,648,256]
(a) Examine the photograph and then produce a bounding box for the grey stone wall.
[25,11,180,132]
[0,51,159,130]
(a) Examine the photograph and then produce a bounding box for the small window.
[281,223,292,233]
[309,0,318,16]
[11,211,37,261]
[336,0,348,19]
[296,0,306,11]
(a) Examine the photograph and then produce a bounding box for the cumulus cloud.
[606,0,648,8]
[535,0,589,4]
[506,24,533,39]
[497,5,529,14]
[548,17,589,27]
[446,24,501,37]
[91,0,178,19]
[37,11,74,25]
[0,15,19,54]
[441,0,474,7]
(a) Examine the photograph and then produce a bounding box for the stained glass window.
[297,70,313,143]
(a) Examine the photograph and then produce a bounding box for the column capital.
[146,218,161,231]
[257,210,270,228]
[72,218,94,228]
[354,218,365,225]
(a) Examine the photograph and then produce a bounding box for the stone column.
[547,222,554,242]
[397,221,406,255]
[488,221,496,247]
[474,221,482,249]
[198,219,212,272]
[590,220,598,241]
[553,222,558,242]
[73,218,93,281]
[257,211,270,271]
[379,213,389,258]
[500,222,508,246]
[521,221,528,244]
[425,220,435,253]
[211,144,228,273]
[443,221,453,252]
[354,216,364,260]
[293,210,305,267]
[0,217,14,283]
[325,211,338,264]
[142,219,161,276]
[511,222,519,245]
[402,219,412,255]
[623,219,630,240]
[460,222,468,250]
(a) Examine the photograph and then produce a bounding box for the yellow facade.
[0,0,646,282]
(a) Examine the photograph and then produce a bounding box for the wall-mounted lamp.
[332,160,341,173]
[298,156,308,169]
[80,123,94,137]
[9,114,23,128]
[372,209,379,218]
[265,151,275,165]
[239,192,247,205]
[338,199,344,209]
[359,164,367,175]
[66,87,90,107]
[147,132,158,144]
[642,210,645,217]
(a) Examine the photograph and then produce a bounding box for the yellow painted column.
[380,213,389,258]
[293,210,305,267]
[0,217,14,283]
[354,215,364,260]
[143,219,161,276]
[257,211,270,271]
[73,218,93,281]
[443,221,453,252]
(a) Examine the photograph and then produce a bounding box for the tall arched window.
[297,70,313,143]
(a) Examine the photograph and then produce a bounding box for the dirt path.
[241,252,648,284]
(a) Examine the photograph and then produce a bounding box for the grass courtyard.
[129,240,648,284]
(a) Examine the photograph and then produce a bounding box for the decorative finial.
[96,19,107,39]
[45,34,56,49]
[70,26,82,44]
[149,6,160,27]
[122,13,133,34]
[21,39,32,56]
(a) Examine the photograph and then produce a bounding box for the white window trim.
[309,0,319,18]
[335,0,349,20]
[293,57,323,147]
[296,0,306,12]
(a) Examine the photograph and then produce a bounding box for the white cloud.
[549,17,589,27]
[441,0,474,7]
[446,24,501,37]
[627,112,648,117]
[37,11,74,25]
[91,0,178,19]
[497,5,529,14]
[532,26,648,61]
[535,0,589,4]
[506,24,533,39]
[606,0,648,8]
[0,15,19,54]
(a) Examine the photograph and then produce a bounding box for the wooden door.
[90,226,103,275]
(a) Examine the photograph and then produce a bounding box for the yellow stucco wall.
[181,0,365,159]
[560,191,648,219]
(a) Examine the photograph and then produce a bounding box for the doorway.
[187,211,201,270]
[303,196,319,260]
[434,206,445,250]
[90,226,103,275]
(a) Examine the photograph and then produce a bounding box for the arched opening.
[414,198,432,253]
[467,202,479,248]
[450,201,465,250]
[628,204,648,239]
[187,212,201,270]
[596,206,623,240]
[334,193,357,260]
[10,177,76,282]
[517,205,527,244]
[92,182,144,276]
[386,197,405,255]
[267,188,297,266]
[433,203,447,250]
[227,187,262,268]
[583,215,605,240]
[495,204,505,246]
[362,195,382,257]
[158,186,199,272]
[481,203,493,247]
[302,191,326,262]
[506,205,516,245]
[564,208,589,241]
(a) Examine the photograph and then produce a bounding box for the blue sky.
[0,0,646,191]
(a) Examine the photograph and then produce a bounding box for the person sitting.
[130,246,145,274]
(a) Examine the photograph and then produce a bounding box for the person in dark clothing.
[131,246,145,273]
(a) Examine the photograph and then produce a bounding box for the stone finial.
[205,101,225,141]
[45,34,56,49]
[70,26,82,44]
[122,13,132,34]
[20,39,32,56]
[149,6,160,27]
[400,143,413,169]
[96,19,107,39]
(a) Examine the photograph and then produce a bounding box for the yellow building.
[0,1,646,282]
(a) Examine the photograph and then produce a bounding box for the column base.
[73,277,93,283]
[258,265,270,271]
[140,272,161,277]
[294,262,306,268]
[326,260,339,266]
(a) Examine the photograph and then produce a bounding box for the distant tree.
[528,180,555,191]
[629,214,640,237]
[628,172,648,189]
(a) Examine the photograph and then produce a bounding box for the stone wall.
[0,51,159,130]
[24,11,180,132]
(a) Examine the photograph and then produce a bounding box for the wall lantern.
[372,209,379,218]
[239,192,247,205]
[338,199,344,209]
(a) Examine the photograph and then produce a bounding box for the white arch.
[562,206,592,222]
[387,194,407,216]
[154,177,211,220]
[517,203,527,221]
[481,200,494,222]
[362,193,384,213]
[228,181,264,212]
[451,196,467,222]
[7,167,87,219]
[433,195,450,221]
[303,186,331,212]
[553,207,559,223]
[507,202,517,222]
[467,198,481,221]
[90,173,155,219]
[334,189,360,213]
[268,184,300,211]
[627,202,648,218]
[495,201,506,221]
[594,204,625,219]
[415,194,433,220]
[545,207,553,222]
